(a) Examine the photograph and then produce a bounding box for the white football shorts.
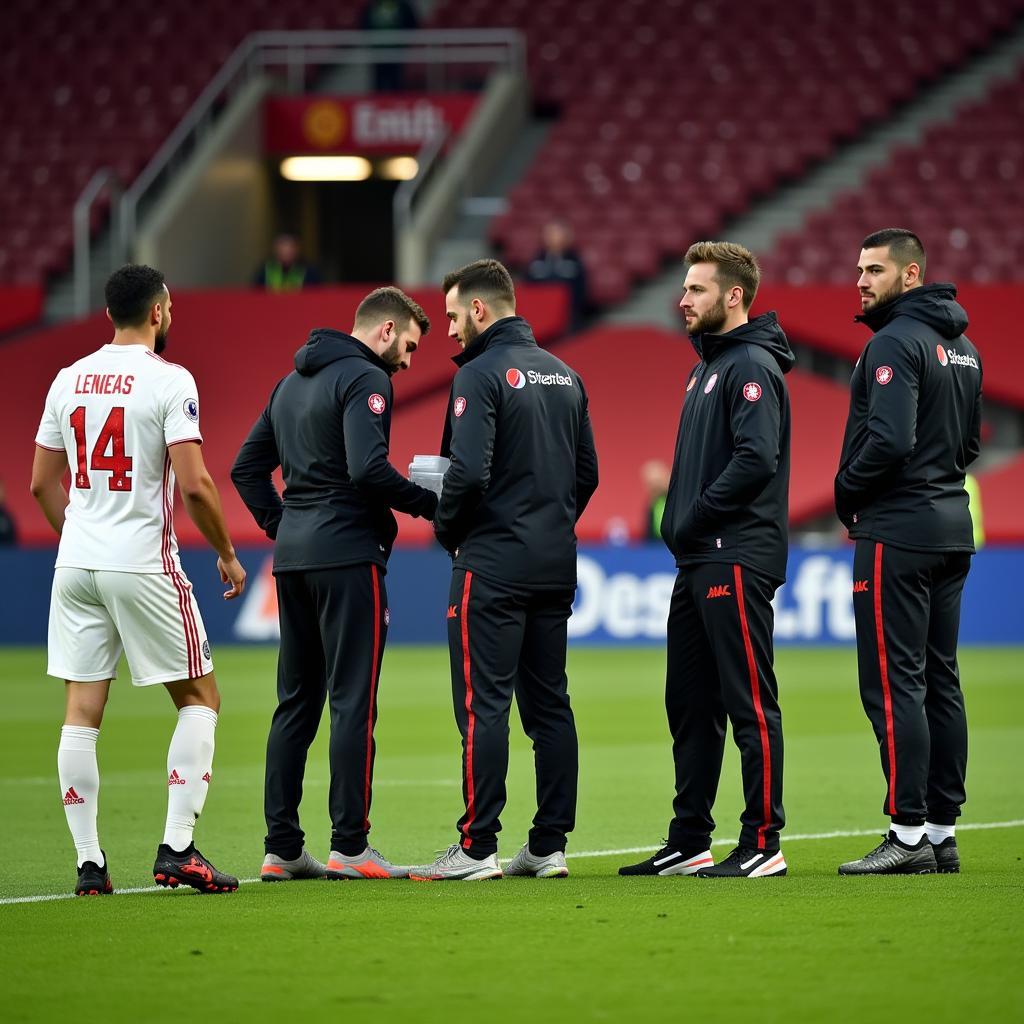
[47,567,214,686]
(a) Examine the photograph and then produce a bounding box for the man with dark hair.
[409,258,598,881]
[836,229,982,875]
[620,240,792,879]
[32,263,246,896]
[232,285,438,882]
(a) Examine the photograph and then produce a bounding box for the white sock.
[890,822,926,846]
[925,822,956,844]
[163,706,217,851]
[58,725,103,868]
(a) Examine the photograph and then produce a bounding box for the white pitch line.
[3,818,1022,906]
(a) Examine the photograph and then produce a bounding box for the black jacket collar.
[453,316,536,367]
[295,328,394,377]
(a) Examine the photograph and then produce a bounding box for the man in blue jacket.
[621,241,793,879]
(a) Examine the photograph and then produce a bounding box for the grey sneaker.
[504,843,569,878]
[838,833,937,875]
[261,848,327,882]
[408,843,502,881]
[326,846,408,879]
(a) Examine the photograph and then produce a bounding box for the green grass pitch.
[1,645,1021,1022]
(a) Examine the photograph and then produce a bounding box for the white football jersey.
[35,343,203,572]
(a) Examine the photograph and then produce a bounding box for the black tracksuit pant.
[666,563,785,853]
[852,541,970,825]
[447,568,578,859]
[264,563,388,858]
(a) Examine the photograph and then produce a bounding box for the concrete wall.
[136,78,272,287]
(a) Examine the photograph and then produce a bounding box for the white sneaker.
[260,848,327,882]
[326,846,408,879]
[408,843,503,881]
[504,843,569,878]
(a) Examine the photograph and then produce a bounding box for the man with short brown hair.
[620,241,793,879]
[232,286,438,882]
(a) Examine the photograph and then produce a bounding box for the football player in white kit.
[31,264,247,895]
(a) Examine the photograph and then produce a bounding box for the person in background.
[0,479,17,545]
[525,221,589,330]
[253,234,322,292]
[964,473,985,549]
[640,459,671,542]
[359,0,420,92]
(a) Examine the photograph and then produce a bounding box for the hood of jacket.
[856,282,968,340]
[453,315,537,367]
[294,328,393,377]
[691,311,796,374]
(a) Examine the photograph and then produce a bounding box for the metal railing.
[117,29,525,263]
[392,126,450,276]
[73,169,121,318]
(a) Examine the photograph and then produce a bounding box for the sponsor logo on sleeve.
[368,393,386,414]
[703,372,719,394]
[183,398,199,421]
[454,396,467,417]
[743,381,762,402]
[506,368,526,389]
[875,365,893,385]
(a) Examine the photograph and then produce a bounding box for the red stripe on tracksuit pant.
[263,564,389,859]
[851,541,971,824]
[447,568,578,859]
[664,563,785,853]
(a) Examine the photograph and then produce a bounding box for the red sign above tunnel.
[264,94,479,154]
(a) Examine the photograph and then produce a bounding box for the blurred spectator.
[254,234,322,292]
[640,459,671,541]
[0,479,18,546]
[965,472,985,549]
[360,0,420,91]
[525,221,589,329]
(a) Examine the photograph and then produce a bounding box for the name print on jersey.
[74,373,135,395]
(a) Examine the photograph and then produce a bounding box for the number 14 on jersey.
[70,406,133,491]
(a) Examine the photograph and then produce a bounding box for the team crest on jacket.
[686,375,697,393]
[506,368,526,389]
[368,393,386,414]
[703,372,718,394]
[743,382,762,402]
[936,344,949,366]
[875,365,893,385]
[454,396,467,417]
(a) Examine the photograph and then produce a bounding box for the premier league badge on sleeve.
[183,398,199,421]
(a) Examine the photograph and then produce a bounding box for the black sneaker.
[153,843,239,893]
[838,832,937,875]
[75,853,113,896]
[696,845,787,878]
[618,842,714,876]
[931,836,960,874]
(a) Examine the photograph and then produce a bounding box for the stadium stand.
[431,0,1024,306]
[761,59,1024,288]
[0,0,363,287]
[0,284,43,333]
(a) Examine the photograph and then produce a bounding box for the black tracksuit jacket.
[435,316,599,590]
[231,329,437,572]
[661,313,795,584]
[834,284,982,552]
